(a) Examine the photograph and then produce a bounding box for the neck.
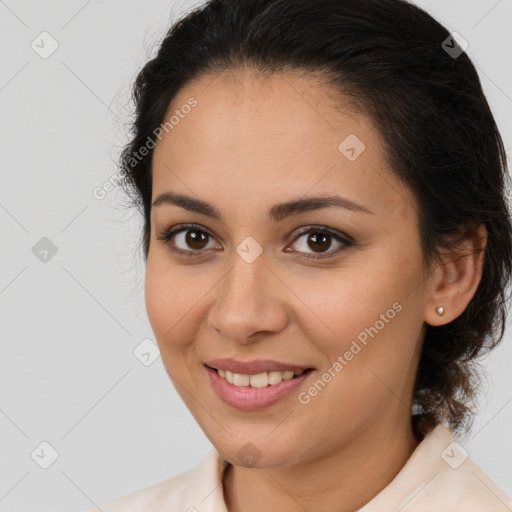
[223,416,420,512]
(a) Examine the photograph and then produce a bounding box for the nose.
[206,249,288,345]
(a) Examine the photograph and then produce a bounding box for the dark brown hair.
[118,0,512,438]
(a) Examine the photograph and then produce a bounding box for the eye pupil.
[186,230,208,250]
[159,225,349,260]
[308,233,331,253]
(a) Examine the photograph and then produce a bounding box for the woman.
[89,0,512,510]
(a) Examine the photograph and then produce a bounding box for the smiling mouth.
[205,364,314,388]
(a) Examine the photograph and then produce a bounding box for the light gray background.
[1,1,511,511]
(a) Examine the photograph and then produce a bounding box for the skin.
[145,68,487,512]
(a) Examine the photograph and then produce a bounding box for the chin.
[214,438,301,469]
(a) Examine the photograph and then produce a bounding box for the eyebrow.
[151,191,374,222]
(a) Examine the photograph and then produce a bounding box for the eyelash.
[156,223,354,260]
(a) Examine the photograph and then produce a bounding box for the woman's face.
[146,69,431,467]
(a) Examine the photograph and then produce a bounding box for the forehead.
[151,69,413,221]
[164,68,368,147]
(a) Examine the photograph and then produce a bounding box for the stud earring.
[436,306,445,316]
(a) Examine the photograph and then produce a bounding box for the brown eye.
[183,229,209,250]
[156,224,221,257]
[304,232,332,253]
[157,223,353,261]
[287,226,353,260]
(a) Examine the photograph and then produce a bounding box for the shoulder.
[403,460,512,511]
[399,425,512,511]
[360,424,512,512]
[83,449,229,512]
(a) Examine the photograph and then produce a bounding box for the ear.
[424,223,488,326]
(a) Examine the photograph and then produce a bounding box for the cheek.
[298,264,421,391]
[144,254,196,351]
[296,267,403,351]
[145,259,170,335]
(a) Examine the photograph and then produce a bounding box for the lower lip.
[205,365,314,411]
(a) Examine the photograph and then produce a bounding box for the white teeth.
[233,373,250,386]
[268,371,283,385]
[215,368,308,387]
[248,373,268,388]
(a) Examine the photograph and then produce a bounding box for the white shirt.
[87,424,512,511]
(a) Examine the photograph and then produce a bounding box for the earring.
[436,306,444,316]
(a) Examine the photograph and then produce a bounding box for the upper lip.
[204,358,314,375]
